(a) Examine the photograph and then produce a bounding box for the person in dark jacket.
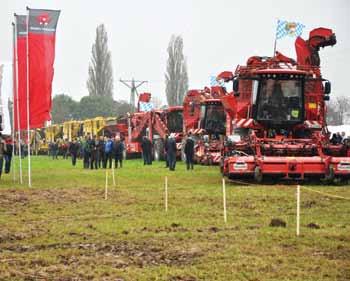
[184,132,195,170]
[97,136,105,168]
[164,134,169,168]
[90,135,98,169]
[4,137,13,173]
[52,140,58,159]
[69,138,79,166]
[114,136,124,168]
[0,134,7,179]
[82,135,91,169]
[104,136,113,169]
[167,134,177,171]
[141,136,152,165]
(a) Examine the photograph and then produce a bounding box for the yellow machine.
[63,120,82,141]
[45,124,63,143]
[83,117,116,137]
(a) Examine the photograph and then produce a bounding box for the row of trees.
[51,94,133,124]
[52,24,188,124]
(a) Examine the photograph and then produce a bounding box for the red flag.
[28,8,60,128]
[14,15,28,130]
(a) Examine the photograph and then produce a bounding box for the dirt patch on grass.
[1,240,203,267]
[0,188,101,207]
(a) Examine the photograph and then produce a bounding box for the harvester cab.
[183,88,226,164]
[253,71,305,128]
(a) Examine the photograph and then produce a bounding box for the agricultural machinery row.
[34,26,350,182]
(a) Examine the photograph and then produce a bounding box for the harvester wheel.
[254,166,263,183]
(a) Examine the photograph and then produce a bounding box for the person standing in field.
[82,135,91,169]
[52,140,58,159]
[164,134,169,168]
[69,138,79,166]
[90,135,98,170]
[97,135,105,168]
[184,132,195,170]
[167,134,177,171]
[114,136,124,168]
[0,134,7,179]
[4,136,13,174]
[104,136,113,169]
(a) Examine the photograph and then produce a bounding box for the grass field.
[0,156,349,281]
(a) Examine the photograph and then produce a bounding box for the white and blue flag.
[276,20,305,40]
[139,101,154,112]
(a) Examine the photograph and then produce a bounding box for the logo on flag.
[139,102,154,112]
[36,13,51,26]
[276,20,305,40]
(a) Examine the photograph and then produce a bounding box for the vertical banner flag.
[14,15,28,130]
[0,63,13,135]
[276,20,305,40]
[28,8,60,128]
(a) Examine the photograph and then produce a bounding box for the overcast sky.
[1,0,349,105]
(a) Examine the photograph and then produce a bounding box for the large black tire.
[153,139,164,161]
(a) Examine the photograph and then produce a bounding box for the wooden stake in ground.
[222,178,227,224]
[105,169,108,200]
[296,184,300,236]
[165,176,168,212]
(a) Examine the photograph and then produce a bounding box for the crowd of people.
[48,134,125,169]
[330,131,348,145]
[46,132,195,172]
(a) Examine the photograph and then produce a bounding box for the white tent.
[0,62,13,136]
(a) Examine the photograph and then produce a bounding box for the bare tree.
[87,24,114,98]
[336,96,350,124]
[326,96,350,125]
[165,35,188,106]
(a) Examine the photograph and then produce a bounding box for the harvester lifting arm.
[295,28,336,66]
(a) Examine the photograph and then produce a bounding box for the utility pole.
[119,78,148,112]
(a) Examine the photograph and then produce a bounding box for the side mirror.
[232,78,240,96]
[232,78,239,92]
[324,95,330,101]
[324,81,331,95]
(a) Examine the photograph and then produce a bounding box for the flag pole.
[13,15,23,184]
[25,8,31,187]
[273,19,278,57]
[11,23,16,182]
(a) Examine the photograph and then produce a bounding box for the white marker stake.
[222,178,227,224]
[105,169,108,200]
[165,176,168,212]
[296,184,300,236]
[112,161,116,187]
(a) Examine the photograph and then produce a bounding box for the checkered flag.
[139,101,154,112]
[276,20,305,40]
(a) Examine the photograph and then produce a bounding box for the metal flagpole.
[273,19,279,57]
[13,16,23,184]
[11,23,16,182]
[25,9,31,187]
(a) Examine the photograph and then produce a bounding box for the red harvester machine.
[217,27,350,182]
[104,93,183,159]
[183,87,227,164]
